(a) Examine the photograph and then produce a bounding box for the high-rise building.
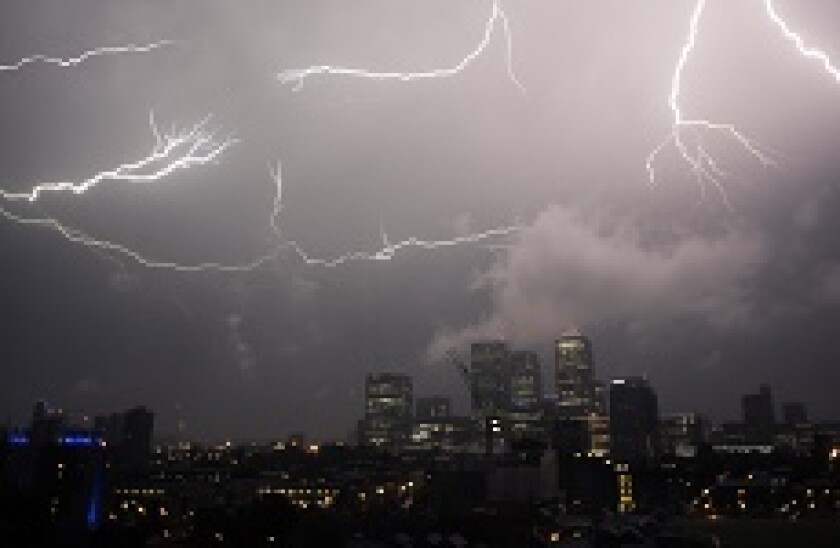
[554,331,607,455]
[508,350,545,443]
[470,342,511,418]
[359,373,413,451]
[742,384,775,444]
[469,343,547,446]
[782,402,808,426]
[509,350,542,408]
[555,331,604,417]
[609,377,660,463]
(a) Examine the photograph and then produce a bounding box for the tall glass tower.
[555,330,598,417]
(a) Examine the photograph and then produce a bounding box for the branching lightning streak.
[278,1,524,93]
[647,0,774,208]
[0,112,236,203]
[0,41,176,72]
[1,160,518,271]
[0,114,245,269]
[267,163,520,269]
[764,0,840,84]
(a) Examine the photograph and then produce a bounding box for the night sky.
[2,0,840,441]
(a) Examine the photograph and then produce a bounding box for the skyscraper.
[508,350,545,442]
[470,342,511,418]
[509,350,542,408]
[554,331,607,455]
[555,331,599,418]
[359,373,413,451]
[609,377,660,463]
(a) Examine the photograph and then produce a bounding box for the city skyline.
[4,332,840,545]
[7,331,830,446]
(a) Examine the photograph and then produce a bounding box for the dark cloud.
[429,203,767,356]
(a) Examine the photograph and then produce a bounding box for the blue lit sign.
[60,435,101,447]
[7,433,29,446]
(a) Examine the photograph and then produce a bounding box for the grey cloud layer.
[429,204,766,358]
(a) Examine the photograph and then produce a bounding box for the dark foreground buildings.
[1,401,154,544]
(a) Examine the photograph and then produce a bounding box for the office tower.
[416,397,451,420]
[555,331,594,415]
[742,384,775,444]
[509,350,542,407]
[661,412,705,458]
[508,350,545,443]
[782,402,808,426]
[469,342,511,453]
[470,342,511,418]
[359,373,413,451]
[609,377,660,463]
[554,331,607,455]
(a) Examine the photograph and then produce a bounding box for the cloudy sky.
[1,0,839,441]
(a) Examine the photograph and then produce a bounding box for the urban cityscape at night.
[4,0,840,546]
[3,333,840,546]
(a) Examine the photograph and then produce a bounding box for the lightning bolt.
[0,113,245,269]
[277,1,524,93]
[1,112,236,203]
[764,0,840,84]
[0,41,176,72]
[1,158,518,271]
[265,162,519,268]
[647,0,775,209]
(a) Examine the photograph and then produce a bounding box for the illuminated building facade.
[554,332,608,455]
[508,350,545,442]
[469,342,511,419]
[555,332,597,416]
[469,343,546,446]
[509,350,542,407]
[409,396,470,452]
[359,373,413,452]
